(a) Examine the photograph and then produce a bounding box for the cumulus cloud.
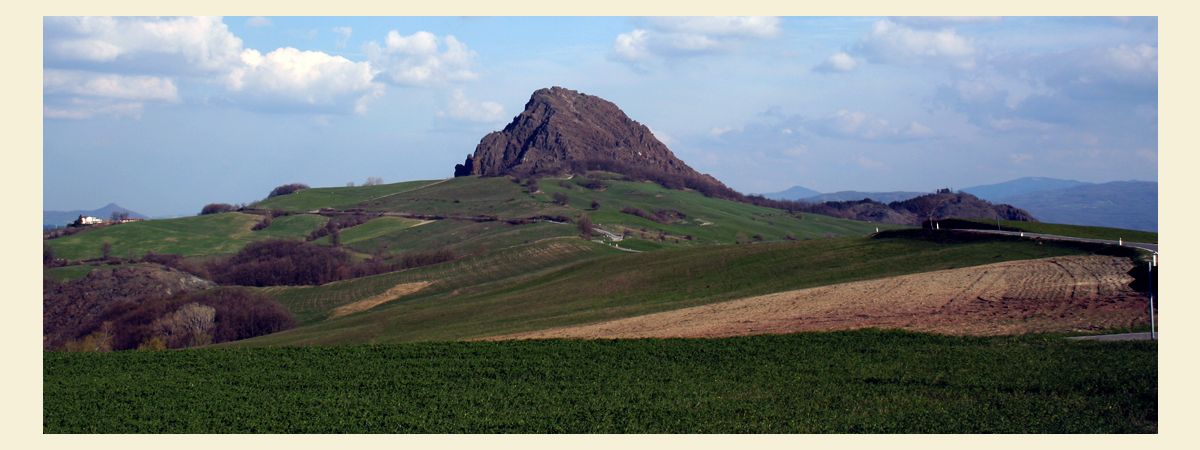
[366,31,478,85]
[611,16,780,65]
[226,47,383,114]
[813,52,859,73]
[437,89,506,123]
[44,16,244,73]
[854,19,977,70]
[43,69,181,119]
[43,17,412,117]
[44,69,179,102]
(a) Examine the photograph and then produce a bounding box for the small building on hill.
[71,215,104,227]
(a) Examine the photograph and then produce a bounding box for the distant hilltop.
[454,86,733,197]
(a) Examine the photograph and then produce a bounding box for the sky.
[43,16,1158,217]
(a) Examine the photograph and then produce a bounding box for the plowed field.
[494,255,1148,339]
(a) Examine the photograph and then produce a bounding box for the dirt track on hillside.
[491,255,1148,339]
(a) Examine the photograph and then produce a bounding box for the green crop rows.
[44,330,1157,433]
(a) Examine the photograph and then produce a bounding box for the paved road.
[953,229,1157,253]
[1067,332,1156,341]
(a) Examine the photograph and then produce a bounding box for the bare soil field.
[328,281,430,319]
[492,255,1148,339]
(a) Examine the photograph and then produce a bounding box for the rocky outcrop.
[457,87,726,192]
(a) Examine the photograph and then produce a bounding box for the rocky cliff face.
[456,87,724,191]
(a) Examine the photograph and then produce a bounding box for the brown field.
[491,255,1148,339]
[328,281,430,319]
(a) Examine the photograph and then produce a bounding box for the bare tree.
[365,176,384,186]
[101,242,112,260]
[578,214,594,240]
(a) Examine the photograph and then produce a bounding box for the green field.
[43,264,99,282]
[261,238,615,326]
[246,233,1108,346]
[253,180,443,212]
[946,218,1158,243]
[43,330,1156,433]
[44,213,326,261]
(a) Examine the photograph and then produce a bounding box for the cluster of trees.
[306,213,378,242]
[205,240,457,287]
[62,287,295,352]
[267,183,310,198]
[200,203,239,215]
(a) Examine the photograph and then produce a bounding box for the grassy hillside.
[245,233,1105,346]
[44,213,328,261]
[253,180,442,212]
[261,238,616,325]
[44,330,1157,433]
[947,218,1157,243]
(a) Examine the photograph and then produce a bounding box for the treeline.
[207,240,456,287]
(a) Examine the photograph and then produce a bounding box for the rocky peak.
[455,87,727,195]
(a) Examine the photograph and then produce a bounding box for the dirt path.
[328,281,431,319]
[490,255,1147,340]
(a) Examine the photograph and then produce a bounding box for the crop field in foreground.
[44,330,1156,433]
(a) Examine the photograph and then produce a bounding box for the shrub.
[268,183,309,198]
[590,200,600,210]
[200,203,236,215]
[552,192,570,206]
[251,215,273,231]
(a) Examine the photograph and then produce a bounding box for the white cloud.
[642,17,781,38]
[1009,153,1033,164]
[44,69,179,102]
[332,27,353,49]
[814,52,858,73]
[43,69,180,120]
[366,31,478,85]
[438,89,505,123]
[246,17,272,28]
[855,19,977,70]
[907,121,933,137]
[226,47,383,114]
[782,145,808,157]
[44,16,244,73]
[611,16,780,65]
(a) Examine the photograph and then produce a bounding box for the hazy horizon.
[43,16,1158,217]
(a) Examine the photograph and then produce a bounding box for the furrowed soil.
[495,255,1147,340]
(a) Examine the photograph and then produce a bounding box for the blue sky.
[43,16,1158,217]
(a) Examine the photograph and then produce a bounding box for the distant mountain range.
[763,177,1157,231]
[993,181,1157,232]
[960,177,1092,202]
[44,203,146,228]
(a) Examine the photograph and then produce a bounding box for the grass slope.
[947,218,1157,243]
[44,213,328,261]
[245,233,1105,346]
[253,180,442,212]
[261,238,616,326]
[44,330,1157,433]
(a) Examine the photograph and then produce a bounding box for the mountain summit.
[455,87,728,193]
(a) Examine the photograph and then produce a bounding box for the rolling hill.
[962,177,1091,201]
